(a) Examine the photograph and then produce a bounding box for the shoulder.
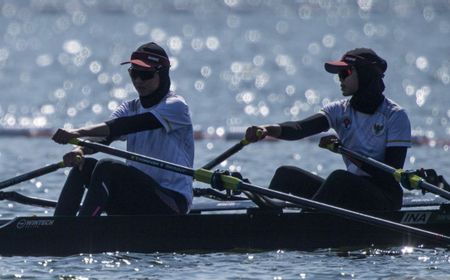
[379,98,410,130]
[382,98,409,118]
[150,92,191,122]
[112,98,140,116]
[166,91,187,104]
[119,98,140,108]
[383,98,404,112]
[321,99,350,114]
[322,99,349,109]
[159,92,189,109]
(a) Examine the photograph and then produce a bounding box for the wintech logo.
[16,219,54,229]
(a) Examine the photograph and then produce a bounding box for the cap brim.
[120,59,155,69]
[324,60,351,73]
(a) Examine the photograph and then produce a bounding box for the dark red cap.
[121,42,170,70]
[324,48,387,74]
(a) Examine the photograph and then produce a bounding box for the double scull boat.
[0,195,449,256]
[1,139,449,256]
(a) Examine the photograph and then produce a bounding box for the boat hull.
[0,207,448,256]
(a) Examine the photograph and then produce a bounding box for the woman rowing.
[245,48,411,211]
[52,42,194,216]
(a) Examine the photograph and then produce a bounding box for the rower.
[245,48,411,211]
[52,42,194,216]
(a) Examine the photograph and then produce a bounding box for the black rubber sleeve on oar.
[0,162,64,191]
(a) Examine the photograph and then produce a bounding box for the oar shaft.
[69,139,195,177]
[339,146,450,201]
[70,139,450,244]
[0,191,57,208]
[202,139,249,170]
[340,146,393,173]
[239,182,450,243]
[0,162,64,190]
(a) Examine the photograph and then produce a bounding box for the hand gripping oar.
[68,138,450,244]
[320,140,450,201]
[0,161,65,191]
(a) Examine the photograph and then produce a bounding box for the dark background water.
[0,0,450,278]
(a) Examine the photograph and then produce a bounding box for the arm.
[52,123,110,144]
[53,113,163,157]
[245,124,282,142]
[53,113,163,144]
[105,112,163,137]
[245,113,329,142]
[278,113,330,140]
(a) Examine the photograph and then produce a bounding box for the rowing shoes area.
[0,138,450,256]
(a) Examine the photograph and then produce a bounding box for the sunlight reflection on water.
[0,0,449,279]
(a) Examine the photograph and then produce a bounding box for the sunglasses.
[338,68,353,80]
[128,67,157,81]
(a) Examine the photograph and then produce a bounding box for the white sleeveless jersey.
[320,98,411,176]
[111,91,194,208]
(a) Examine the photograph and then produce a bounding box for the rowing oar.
[68,138,450,244]
[0,161,65,191]
[197,138,252,200]
[320,140,450,201]
[0,191,57,208]
[202,138,251,170]
[201,130,262,169]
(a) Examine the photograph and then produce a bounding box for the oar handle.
[0,161,65,190]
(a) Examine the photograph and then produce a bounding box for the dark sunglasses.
[338,68,353,80]
[128,67,157,80]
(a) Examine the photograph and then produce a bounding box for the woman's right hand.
[245,126,267,143]
[52,128,81,144]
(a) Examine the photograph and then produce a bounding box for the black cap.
[324,48,387,74]
[121,42,170,70]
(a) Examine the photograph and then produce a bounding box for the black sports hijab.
[135,43,171,108]
[350,65,385,114]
